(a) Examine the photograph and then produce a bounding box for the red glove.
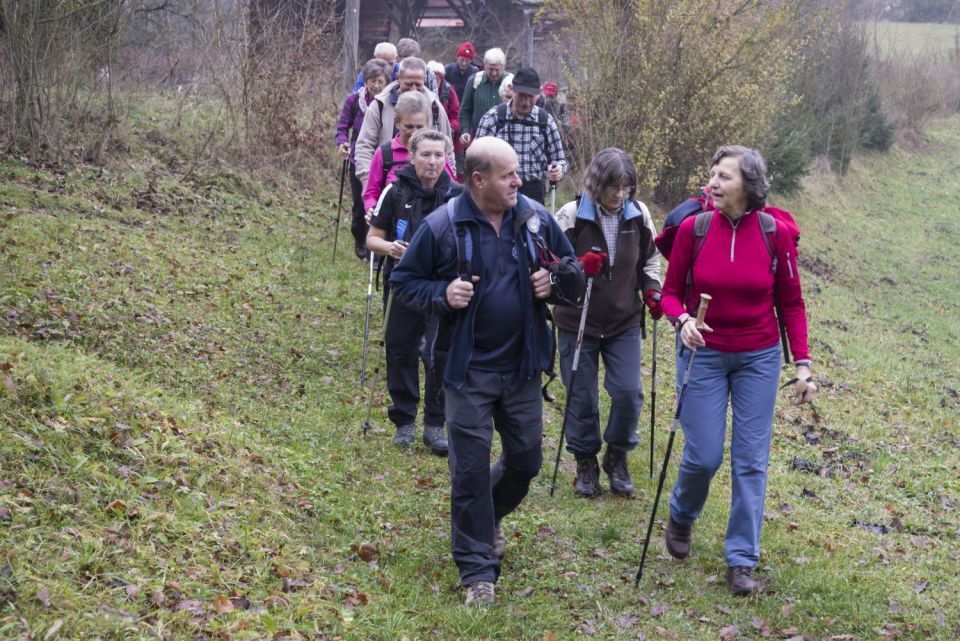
[578,251,607,277]
[643,289,663,320]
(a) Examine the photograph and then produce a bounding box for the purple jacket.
[335,88,375,163]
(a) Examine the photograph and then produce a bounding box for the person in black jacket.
[367,130,462,455]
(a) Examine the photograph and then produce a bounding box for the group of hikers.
[335,37,817,606]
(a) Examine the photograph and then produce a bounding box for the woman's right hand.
[337,142,350,160]
[679,315,713,350]
[387,240,407,260]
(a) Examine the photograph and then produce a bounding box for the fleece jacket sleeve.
[773,224,811,363]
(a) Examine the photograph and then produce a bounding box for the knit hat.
[427,60,445,76]
[511,67,541,95]
[542,81,558,96]
[456,42,475,59]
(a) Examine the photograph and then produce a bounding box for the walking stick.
[359,254,375,387]
[635,294,711,586]
[332,159,347,263]
[549,249,604,496]
[361,288,394,435]
[649,318,658,479]
[549,179,557,213]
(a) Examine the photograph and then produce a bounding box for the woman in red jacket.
[659,145,817,596]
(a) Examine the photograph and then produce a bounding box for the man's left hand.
[530,268,552,299]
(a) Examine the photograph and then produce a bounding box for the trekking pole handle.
[695,293,711,327]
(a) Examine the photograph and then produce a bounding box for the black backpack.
[378,141,401,190]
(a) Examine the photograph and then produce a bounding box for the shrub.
[543,0,808,205]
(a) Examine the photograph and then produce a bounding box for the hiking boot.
[726,566,757,596]
[574,455,602,497]
[464,580,495,606]
[422,424,448,457]
[493,521,506,560]
[665,517,692,559]
[354,240,369,261]
[601,447,634,497]
[393,424,415,448]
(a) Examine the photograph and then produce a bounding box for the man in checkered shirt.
[474,67,567,205]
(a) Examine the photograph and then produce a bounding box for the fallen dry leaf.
[650,603,669,617]
[720,625,738,640]
[37,587,51,608]
[352,542,378,562]
[213,594,235,614]
[43,619,63,640]
[543,632,558,641]
[614,614,638,629]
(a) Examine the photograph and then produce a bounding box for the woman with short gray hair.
[551,148,663,498]
[659,145,815,596]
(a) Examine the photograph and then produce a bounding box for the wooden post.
[523,8,534,67]
[342,0,360,94]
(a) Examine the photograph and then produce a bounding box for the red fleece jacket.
[661,210,811,362]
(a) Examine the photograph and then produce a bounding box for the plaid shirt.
[597,204,622,267]
[474,104,567,183]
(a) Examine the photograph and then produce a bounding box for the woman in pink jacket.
[363,91,454,214]
[659,145,817,596]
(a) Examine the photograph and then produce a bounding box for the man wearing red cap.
[541,81,572,149]
[445,42,482,104]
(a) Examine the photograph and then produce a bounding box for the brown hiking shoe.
[574,455,602,497]
[665,517,692,559]
[493,521,506,560]
[601,447,634,496]
[726,566,757,596]
[465,580,495,606]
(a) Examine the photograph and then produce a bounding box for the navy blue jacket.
[390,193,575,389]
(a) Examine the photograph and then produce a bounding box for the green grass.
[866,21,960,57]
[2,107,959,639]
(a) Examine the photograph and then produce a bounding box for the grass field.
[866,21,960,57]
[1,103,959,639]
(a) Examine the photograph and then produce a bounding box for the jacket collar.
[575,195,643,222]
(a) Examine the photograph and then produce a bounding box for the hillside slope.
[1,116,958,640]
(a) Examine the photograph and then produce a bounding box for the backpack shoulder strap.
[379,141,394,188]
[757,210,790,362]
[494,102,509,135]
[757,211,777,265]
[684,211,713,307]
[446,197,473,278]
[537,107,549,143]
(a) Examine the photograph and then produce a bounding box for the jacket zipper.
[729,217,740,262]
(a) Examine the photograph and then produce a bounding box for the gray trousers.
[445,368,543,586]
[558,326,643,456]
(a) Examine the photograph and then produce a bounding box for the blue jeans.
[558,327,643,455]
[445,369,543,586]
[668,343,781,568]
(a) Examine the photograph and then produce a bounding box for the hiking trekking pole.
[359,253,375,387]
[549,179,557,213]
[332,159,347,264]
[649,318,658,479]
[635,294,711,586]
[549,248,604,497]
[361,288,394,435]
